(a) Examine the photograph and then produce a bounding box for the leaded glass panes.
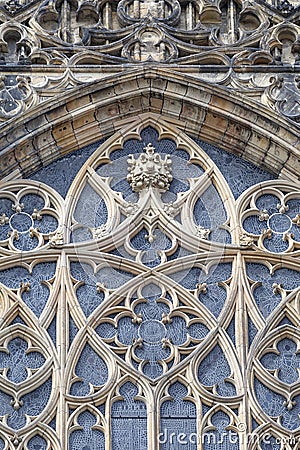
[111,382,148,450]
[160,381,197,450]
[0,116,299,449]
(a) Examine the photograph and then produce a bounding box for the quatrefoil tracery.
[239,184,300,253]
[95,281,211,380]
[0,184,62,252]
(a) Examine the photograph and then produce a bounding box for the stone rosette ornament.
[127,143,173,193]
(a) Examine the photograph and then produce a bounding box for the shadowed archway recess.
[0,67,299,182]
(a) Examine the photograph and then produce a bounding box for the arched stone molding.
[0,69,299,183]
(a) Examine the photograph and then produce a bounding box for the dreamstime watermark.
[157,427,300,446]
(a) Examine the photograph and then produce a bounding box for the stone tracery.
[0,116,298,448]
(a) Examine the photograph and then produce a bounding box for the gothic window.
[0,115,299,449]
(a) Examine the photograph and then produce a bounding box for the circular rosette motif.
[0,184,63,252]
[239,184,300,253]
[95,282,210,380]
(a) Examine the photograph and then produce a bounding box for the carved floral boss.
[127,142,173,192]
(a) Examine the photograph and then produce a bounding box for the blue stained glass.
[109,246,135,260]
[12,232,40,251]
[131,228,172,251]
[0,378,52,430]
[248,316,257,346]
[286,198,300,218]
[0,437,4,450]
[34,214,58,234]
[71,263,102,317]
[246,263,300,318]
[111,381,147,450]
[10,213,32,232]
[242,215,265,235]
[70,344,108,396]
[0,337,45,383]
[141,283,162,300]
[256,195,279,214]
[73,183,108,229]
[268,214,291,233]
[254,378,300,430]
[160,381,197,450]
[69,410,105,450]
[96,283,209,379]
[117,317,138,345]
[247,264,300,290]
[20,194,45,213]
[48,416,56,430]
[70,261,134,291]
[191,138,275,198]
[47,315,57,346]
[71,227,93,243]
[0,262,56,317]
[166,316,188,345]
[193,184,231,244]
[27,435,47,450]
[130,227,172,267]
[167,245,193,260]
[203,411,239,450]
[242,194,300,252]
[291,223,300,242]
[70,262,97,285]
[11,315,26,325]
[263,233,289,253]
[278,316,294,327]
[76,284,105,317]
[0,193,58,250]
[188,322,210,340]
[29,139,106,198]
[0,221,9,241]
[168,177,189,195]
[260,338,300,384]
[0,197,13,216]
[168,263,232,317]
[96,322,116,339]
[110,179,138,202]
[226,317,235,346]
[69,316,79,343]
[96,266,134,289]
[260,436,281,450]
[286,200,300,242]
[198,345,236,397]
[252,417,259,430]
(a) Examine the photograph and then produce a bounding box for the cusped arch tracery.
[0,284,59,443]
[247,275,300,439]
[0,114,299,448]
[64,117,240,252]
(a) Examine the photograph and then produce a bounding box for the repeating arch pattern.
[0,115,299,449]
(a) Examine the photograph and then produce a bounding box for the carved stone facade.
[0,1,300,450]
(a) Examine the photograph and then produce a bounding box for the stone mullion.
[235,251,248,450]
[56,251,68,448]
[152,386,160,450]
